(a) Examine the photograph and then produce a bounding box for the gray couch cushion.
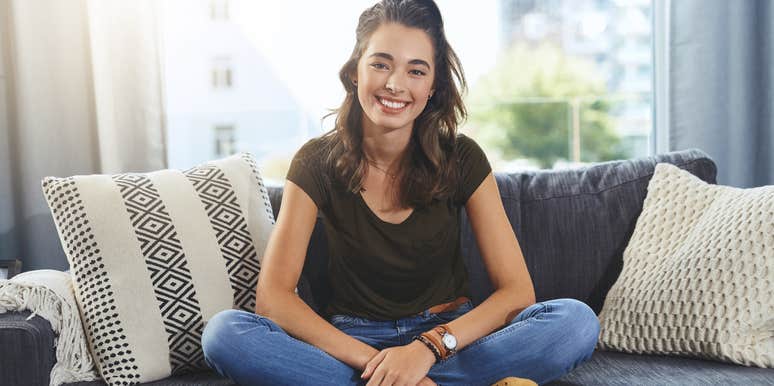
[62,371,235,386]
[548,350,774,385]
[270,149,718,315]
[462,148,717,313]
[62,350,774,385]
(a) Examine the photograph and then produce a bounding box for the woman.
[201,1,600,385]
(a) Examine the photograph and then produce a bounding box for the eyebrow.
[368,52,431,69]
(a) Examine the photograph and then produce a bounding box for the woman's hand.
[361,340,437,386]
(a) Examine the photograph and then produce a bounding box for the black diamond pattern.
[114,173,205,375]
[184,164,260,312]
[42,154,274,383]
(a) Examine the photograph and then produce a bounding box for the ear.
[349,65,358,81]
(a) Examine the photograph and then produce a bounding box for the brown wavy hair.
[319,0,468,209]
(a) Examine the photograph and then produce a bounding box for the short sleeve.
[285,139,330,209]
[455,134,492,206]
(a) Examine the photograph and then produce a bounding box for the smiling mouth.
[376,96,410,111]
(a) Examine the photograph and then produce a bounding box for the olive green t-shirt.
[285,133,492,321]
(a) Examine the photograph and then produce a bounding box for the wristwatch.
[433,324,458,357]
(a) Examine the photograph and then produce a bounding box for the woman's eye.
[371,63,388,70]
[410,69,426,76]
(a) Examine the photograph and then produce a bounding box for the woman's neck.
[361,125,412,170]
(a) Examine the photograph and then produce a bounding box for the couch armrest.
[0,310,56,386]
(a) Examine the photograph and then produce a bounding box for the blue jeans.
[201,298,599,386]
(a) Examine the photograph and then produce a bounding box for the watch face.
[442,333,457,349]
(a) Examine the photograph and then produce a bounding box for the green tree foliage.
[466,43,627,168]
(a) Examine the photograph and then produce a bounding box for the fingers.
[365,370,384,386]
[417,376,436,386]
[362,349,387,380]
[380,370,398,386]
[363,347,433,386]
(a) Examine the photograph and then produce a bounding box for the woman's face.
[353,23,436,135]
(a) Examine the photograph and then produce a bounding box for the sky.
[231,0,500,129]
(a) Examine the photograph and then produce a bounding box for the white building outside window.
[210,0,229,21]
[214,125,236,157]
[211,57,233,90]
[160,0,654,184]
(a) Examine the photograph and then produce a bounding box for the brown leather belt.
[418,296,470,315]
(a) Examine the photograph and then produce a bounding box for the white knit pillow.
[597,163,773,368]
[41,153,276,385]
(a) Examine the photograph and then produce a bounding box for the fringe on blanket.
[0,274,101,386]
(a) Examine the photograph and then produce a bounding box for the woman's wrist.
[410,338,439,365]
[358,346,381,371]
[425,328,456,361]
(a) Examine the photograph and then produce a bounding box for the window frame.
[652,0,671,155]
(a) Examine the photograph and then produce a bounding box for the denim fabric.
[201,298,600,386]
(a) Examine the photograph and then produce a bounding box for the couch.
[1,148,773,386]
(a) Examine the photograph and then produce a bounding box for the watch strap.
[431,324,457,360]
[422,331,445,358]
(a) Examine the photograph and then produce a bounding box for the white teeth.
[378,97,407,109]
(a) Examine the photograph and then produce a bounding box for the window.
[211,57,233,89]
[470,0,653,170]
[160,0,654,184]
[210,0,229,21]
[214,125,236,157]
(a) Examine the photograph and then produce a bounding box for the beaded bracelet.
[412,334,442,363]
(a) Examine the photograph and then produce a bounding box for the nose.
[385,71,406,94]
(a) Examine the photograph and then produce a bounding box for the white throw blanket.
[0,269,101,386]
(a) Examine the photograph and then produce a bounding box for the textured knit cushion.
[41,153,275,385]
[597,163,773,368]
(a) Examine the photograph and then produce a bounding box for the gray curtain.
[670,0,774,188]
[0,0,166,273]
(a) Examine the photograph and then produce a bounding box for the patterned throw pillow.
[597,163,773,368]
[41,153,276,385]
